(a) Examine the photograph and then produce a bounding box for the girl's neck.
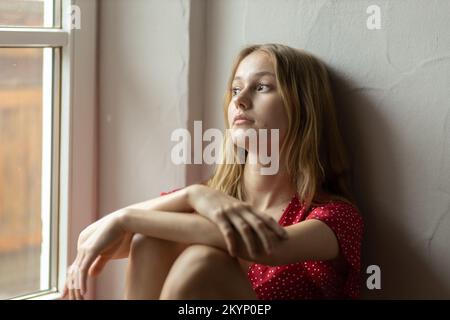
[243,161,296,212]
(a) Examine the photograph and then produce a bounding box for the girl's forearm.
[119,208,274,265]
[120,208,226,249]
[121,185,199,213]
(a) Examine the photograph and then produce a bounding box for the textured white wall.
[96,0,450,299]
[204,0,450,299]
[96,0,192,299]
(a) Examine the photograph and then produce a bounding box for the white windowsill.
[10,290,63,300]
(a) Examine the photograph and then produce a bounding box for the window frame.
[0,0,98,300]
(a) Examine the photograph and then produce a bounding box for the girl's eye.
[232,84,270,96]
[256,84,270,92]
[231,87,240,96]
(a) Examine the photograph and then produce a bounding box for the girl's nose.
[233,93,250,110]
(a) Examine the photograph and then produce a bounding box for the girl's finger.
[228,211,258,259]
[77,266,83,297]
[68,286,74,300]
[79,252,97,295]
[256,211,288,239]
[68,255,82,289]
[241,210,274,255]
[216,217,237,256]
[74,258,83,299]
[88,255,108,277]
[66,266,75,293]
[61,285,67,299]
[74,289,84,300]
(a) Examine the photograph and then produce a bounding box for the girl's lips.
[234,119,254,125]
[233,113,254,124]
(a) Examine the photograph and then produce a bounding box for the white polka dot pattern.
[247,195,364,300]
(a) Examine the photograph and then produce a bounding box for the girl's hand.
[75,211,132,259]
[61,211,131,300]
[187,184,288,259]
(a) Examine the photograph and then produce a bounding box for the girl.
[63,43,363,300]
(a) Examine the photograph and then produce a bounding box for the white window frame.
[0,0,98,300]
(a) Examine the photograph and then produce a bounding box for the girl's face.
[227,51,288,152]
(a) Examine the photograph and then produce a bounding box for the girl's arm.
[120,208,260,262]
[121,186,195,213]
[79,186,195,246]
[119,208,340,266]
[121,184,288,259]
[72,186,197,267]
[64,206,341,299]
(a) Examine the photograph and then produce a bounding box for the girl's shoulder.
[306,192,363,221]
[307,198,364,229]
[312,191,360,211]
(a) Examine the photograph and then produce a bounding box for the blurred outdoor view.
[0,0,56,28]
[0,0,49,299]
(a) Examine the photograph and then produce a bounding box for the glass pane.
[0,0,61,28]
[0,48,53,299]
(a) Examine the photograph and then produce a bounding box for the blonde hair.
[206,43,357,212]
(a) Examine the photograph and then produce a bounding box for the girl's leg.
[159,244,258,300]
[124,233,188,299]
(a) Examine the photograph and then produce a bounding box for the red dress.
[247,195,364,300]
[160,189,364,300]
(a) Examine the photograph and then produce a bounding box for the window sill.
[10,290,63,300]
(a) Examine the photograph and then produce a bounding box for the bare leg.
[124,233,188,299]
[160,244,258,300]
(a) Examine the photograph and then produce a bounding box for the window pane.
[0,0,61,28]
[0,48,54,299]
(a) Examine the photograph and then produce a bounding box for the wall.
[96,0,204,299]
[96,0,450,299]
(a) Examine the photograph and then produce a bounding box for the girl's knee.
[162,245,233,290]
[160,245,250,299]
[130,234,157,252]
[179,244,232,264]
[129,234,181,258]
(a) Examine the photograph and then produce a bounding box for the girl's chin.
[230,124,255,131]
[229,125,258,133]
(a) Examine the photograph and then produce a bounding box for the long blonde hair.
[206,43,357,212]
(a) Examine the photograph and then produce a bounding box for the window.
[0,0,61,28]
[0,0,96,301]
[0,0,74,300]
[0,47,60,300]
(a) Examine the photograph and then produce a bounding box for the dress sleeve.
[159,187,183,196]
[305,202,364,272]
